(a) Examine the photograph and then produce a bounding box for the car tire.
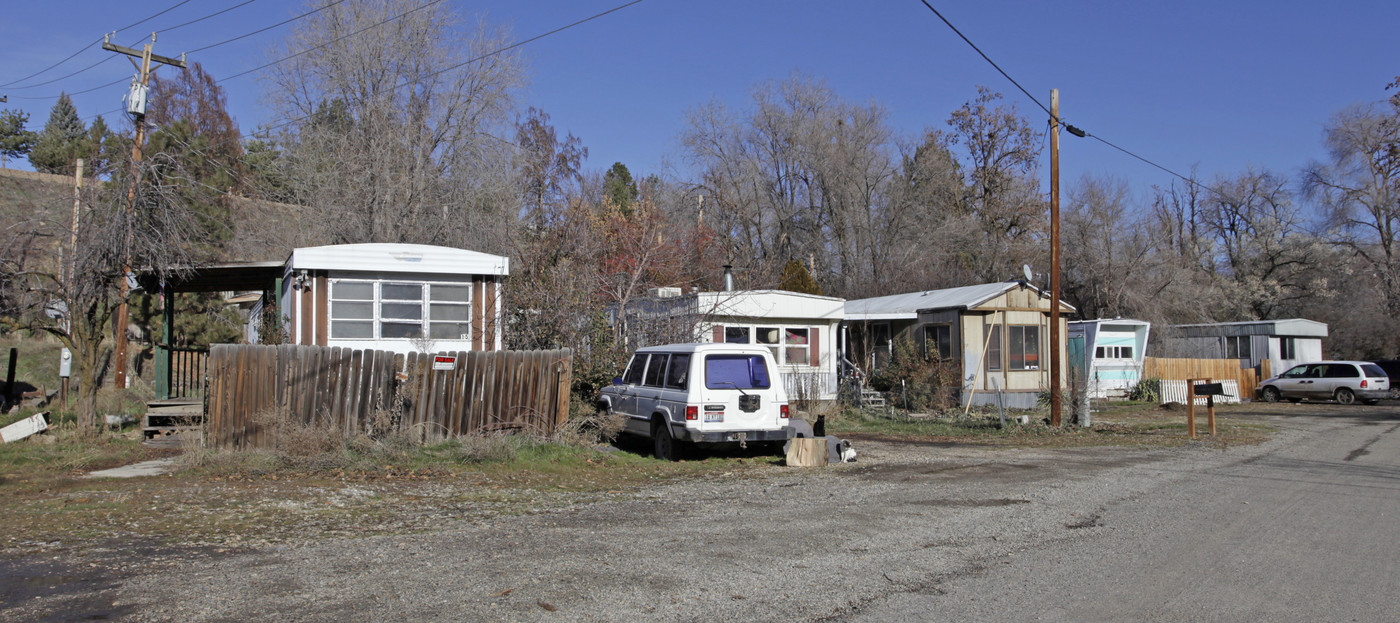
[652,418,678,461]
[1335,388,1356,405]
[1261,386,1281,403]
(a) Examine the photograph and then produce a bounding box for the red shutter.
[809,326,820,367]
[712,325,724,343]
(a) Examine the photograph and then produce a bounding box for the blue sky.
[3,0,1397,201]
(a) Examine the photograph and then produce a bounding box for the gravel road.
[4,403,1395,622]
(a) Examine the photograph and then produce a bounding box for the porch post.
[154,282,173,400]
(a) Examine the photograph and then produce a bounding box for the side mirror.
[612,376,624,386]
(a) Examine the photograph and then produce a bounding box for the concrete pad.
[83,458,176,479]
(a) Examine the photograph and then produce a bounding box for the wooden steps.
[143,398,204,447]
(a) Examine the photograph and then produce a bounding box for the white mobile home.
[1068,319,1151,399]
[250,243,509,355]
[620,288,846,401]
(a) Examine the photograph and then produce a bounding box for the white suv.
[597,343,793,460]
[1258,361,1390,405]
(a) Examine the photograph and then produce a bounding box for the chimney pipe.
[722,265,734,292]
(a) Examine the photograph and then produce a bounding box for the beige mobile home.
[844,281,1073,408]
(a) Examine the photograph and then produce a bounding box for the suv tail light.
[1361,379,1369,388]
[780,404,790,419]
[685,406,698,421]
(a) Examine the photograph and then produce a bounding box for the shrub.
[1129,378,1162,403]
[872,335,961,412]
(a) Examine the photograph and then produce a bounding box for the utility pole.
[103,33,185,390]
[1049,89,1063,427]
[71,158,84,286]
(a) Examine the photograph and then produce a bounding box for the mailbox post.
[1186,379,1225,438]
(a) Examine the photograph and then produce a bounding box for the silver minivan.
[1258,361,1390,405]
[597,343,793,460]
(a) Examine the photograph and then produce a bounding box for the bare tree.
[1061,175,1167,320]
[515,107,586,229]
[1201,169,1324,319]
[1303,100,1400,319]
[2,156,203,431]
[264,0,525,251]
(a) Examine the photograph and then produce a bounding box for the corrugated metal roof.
[1169,318,1328,338]
[845,282,1020,320]
[287,243,509,276]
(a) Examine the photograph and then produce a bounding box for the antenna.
[1022,264,1033,282]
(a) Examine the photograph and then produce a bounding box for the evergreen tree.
[603,161,638,214]
[28,93,88,174]
[0,109,37,166]
[82,115,126,177]
[779,259,823,295]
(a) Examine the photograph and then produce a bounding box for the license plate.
[704,411,724,423]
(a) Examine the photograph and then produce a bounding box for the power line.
[20,0,349,106]
[917,0,1215,195]
[916,0,1052,120]
[0,0,196,89]
[188,0,349,54]
[259,0,648,135]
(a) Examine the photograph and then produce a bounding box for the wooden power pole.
[1049,89,1063,427]
[103,33,185,390]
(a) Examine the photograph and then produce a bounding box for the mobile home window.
[1280,337,1296,360]
[724,326,750,344]
[926,325,952,360]
[784,328,809,366]
[1225,336,1251,359]
[723,325,817,366]
[985,323,1003,372]
[1008,325,1040,370]
[1096,345,1133,359]
[428,284,471,340]
[329,281,374,338]
[331,280,473,340]
[756,326,781,361]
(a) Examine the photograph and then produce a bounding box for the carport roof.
[135,261,284,293]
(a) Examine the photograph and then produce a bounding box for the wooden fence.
[1143,357,1267,401]
[205,344,572,450]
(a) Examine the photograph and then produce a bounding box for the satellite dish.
[1022,264,1033,282]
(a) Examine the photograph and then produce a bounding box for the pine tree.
[779,259,823,295]
[0,109,37,166]
[28,93,88,174]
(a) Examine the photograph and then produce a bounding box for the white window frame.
[718,324,816,367]
[329,279,473,342]
[1095,345,1134,360]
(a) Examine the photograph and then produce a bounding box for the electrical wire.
[0,0,196,89]
[917,0,1217,196]
[259,0,647,134]
[187,0,349,54]
[12,0,334,100]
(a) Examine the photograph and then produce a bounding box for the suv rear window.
[1361,363,1387,378]
[705,354,772,390]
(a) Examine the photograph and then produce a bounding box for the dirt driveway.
[3,403,1384,622]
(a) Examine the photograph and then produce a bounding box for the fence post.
[1186,378,1197,439]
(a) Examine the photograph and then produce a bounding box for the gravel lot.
[1,407,1327,622]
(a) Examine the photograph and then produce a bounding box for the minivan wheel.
[1335,388,1356,405]
[652,419,678,461]
[1260,386,1281,403]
